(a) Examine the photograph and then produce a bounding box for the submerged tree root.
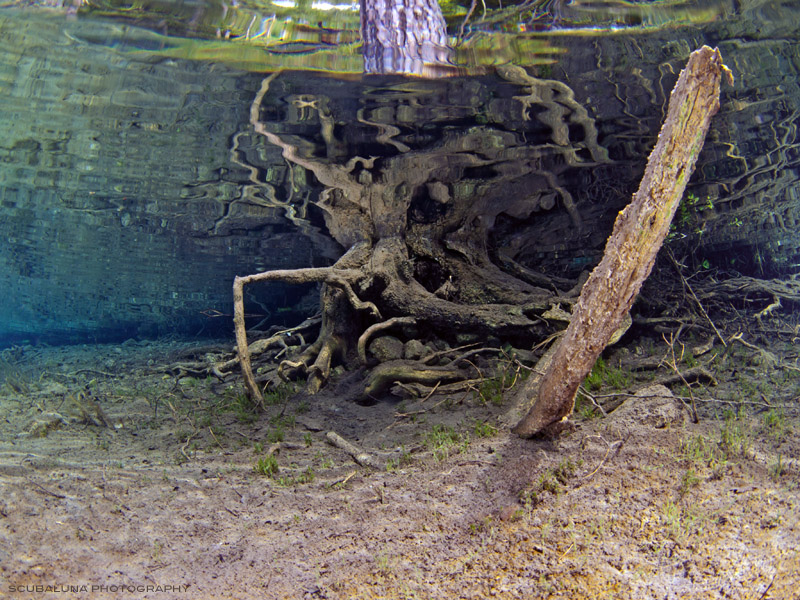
[233,249,379,403]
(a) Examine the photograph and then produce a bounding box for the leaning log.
[512,46,732,438]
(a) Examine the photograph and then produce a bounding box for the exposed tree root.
[213,315,321,377]
[358,317,417,365]
[226,65,652,415]
[234,245,379,404]
[363,360,469,400]
[702,275,800,304]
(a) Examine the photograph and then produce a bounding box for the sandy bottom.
[1,338,798,599]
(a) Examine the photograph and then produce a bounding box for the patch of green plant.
[227,389,258,424]
[151,540,163,561]
[519,459,580,508]
[551,458,580,483]
[677,191,714,227]
[763,408,787,442]
[718,408,752,460]
[661,500,683,540]
[276,466,315,486]
[584,357,630,391]
[387,445,413,472]
[680,434,719,466]
[574,393,600,420]
[468,516,494,537]
[679,468,701,495]
[296,466,315,484]
[375,552,392,575]
[254,454,279,477]
[473,420,498,438]
[661,500,708,543]
[474,376,505,406]
[253,442,264,454]
[303,433,313,447]
[270,413,296,428]
[472,351,530,406]
[426,424,468,461]
[769,454,786,482]
[181,376,199,388]
[267,426,285,443]
[262,381,297,406]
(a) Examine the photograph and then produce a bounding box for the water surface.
[1,0,799,345]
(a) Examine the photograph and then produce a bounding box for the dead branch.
[726,332,785,370]
[580,435,625,480]
[661,331,700,422]
[325,431,384,470]
[512,46,730,438]
[667,249,727,348]
[653,366,718,388]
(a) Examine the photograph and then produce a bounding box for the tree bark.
[360,0,454,76]
[512,46,732,438]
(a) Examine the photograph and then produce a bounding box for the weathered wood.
[512,46,731,438]
[325,431,384,470]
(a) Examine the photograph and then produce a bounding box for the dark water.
[1,0,799,347]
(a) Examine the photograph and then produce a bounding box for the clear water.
[1,0,799,347]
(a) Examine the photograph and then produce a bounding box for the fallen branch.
[727,332,779,368]
[214,315,320,375]
[580,435,625,480]
[702,275,800,303]
[513,46,731,437]
[325,431,384,470]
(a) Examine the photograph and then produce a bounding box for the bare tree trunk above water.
[360,0,454,76]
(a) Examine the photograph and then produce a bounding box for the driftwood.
[325,431,384,470]
[512,46,732,438]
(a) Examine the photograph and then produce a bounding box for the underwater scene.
[1,0,799,597]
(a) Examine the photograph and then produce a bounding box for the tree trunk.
[360,0,453,76]
[512,46,732,438]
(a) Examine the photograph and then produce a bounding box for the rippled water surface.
[1,0,799,345]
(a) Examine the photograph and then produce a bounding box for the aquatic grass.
[254,455,279,477]
[426,424,468,461]
[584,357,630,391]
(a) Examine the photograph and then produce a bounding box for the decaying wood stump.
[512,46,732,438]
